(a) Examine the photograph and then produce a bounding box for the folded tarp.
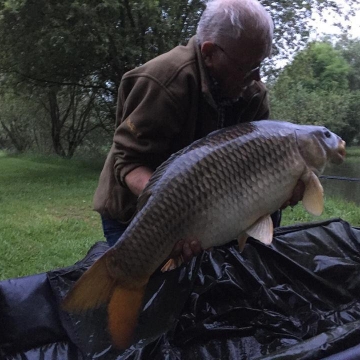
[1,218,360,360]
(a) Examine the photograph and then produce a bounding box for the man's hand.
[125,166,153,196]
[281,180,305,209]
[169,238,203,263]
[161,238,202,272]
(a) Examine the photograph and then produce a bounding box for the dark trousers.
[101,216,128,247]
[271,210,282,228]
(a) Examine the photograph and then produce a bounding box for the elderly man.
[93,0,302,258]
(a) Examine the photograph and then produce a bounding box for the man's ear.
[201,41,217,68]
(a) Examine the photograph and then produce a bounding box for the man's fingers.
[169,239,184,258]
[290,180,305,205]
[182,242,193,262]
[190,240,202,256]
[169,238,203,264]
[281,180,306,209]
[280,200,290,210]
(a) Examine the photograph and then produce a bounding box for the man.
[93,0,302,259]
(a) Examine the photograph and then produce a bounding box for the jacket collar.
[191,36,218,109]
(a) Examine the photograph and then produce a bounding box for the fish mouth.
[333,139,346,164]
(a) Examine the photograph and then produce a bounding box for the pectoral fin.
[245,215,273,245]
[237,233,248,251]
[302,172,324,216]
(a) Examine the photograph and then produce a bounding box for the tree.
[42,86,104,158]
[0,0,206,157]
[0,92,49,153]
[0,0,205,102]
[0,0,359,155]
[270,39,360,145]
[336,38,360,145]
[336,37,360,91]
[271,41,350,91]
[1,0,358,87]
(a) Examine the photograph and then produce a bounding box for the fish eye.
[324,130,331,138]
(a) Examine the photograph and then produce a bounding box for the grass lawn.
[0,153,104,280]
[0,149,359,280]
[281,196,360,226]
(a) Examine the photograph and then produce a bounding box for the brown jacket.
[93,36,270,223]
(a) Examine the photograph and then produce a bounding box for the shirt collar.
[208,75,241,107]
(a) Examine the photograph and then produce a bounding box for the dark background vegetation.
[0,0,359,158]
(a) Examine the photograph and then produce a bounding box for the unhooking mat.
[1,218,360,360]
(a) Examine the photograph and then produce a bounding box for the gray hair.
[196,0,273,52]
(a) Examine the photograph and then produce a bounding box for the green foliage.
[0,0,356,89]
[0,92,50,152]
[270,39,360,145]
[0,0,359,156]
[270,86,356,142]
[0,0,204,94]
[0,0,206,157]
[274,41,350,92]
[336,37,360,91]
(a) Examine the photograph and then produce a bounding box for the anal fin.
[237,233,248,252]
[161,255,184,272]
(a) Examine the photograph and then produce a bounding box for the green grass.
[0,151,359,281]
[281,146,360,226]
[346,146,360,157]
[281,196,360,226]
[0,153,104,280]
[282,146,360,226]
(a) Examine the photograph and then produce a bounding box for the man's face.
[202,36,270,99]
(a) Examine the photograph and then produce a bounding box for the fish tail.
[107,282,148,349]
[62,252,115,312]
[62,249,150,349]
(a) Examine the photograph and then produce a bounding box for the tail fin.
[62,251,115,312]
[108,284,147,349]
[62,249,150,349]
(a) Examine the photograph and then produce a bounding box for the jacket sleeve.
[112,74,187,187]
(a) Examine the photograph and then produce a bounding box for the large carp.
[63,120,346,349]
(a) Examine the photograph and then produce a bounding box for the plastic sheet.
[1,218,360,360]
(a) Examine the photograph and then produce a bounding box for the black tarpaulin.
[1,218,360,360]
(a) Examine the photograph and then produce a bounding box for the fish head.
[296,126,346,174]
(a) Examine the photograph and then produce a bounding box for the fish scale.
[113,125,303,280]
[62,120,346,350]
